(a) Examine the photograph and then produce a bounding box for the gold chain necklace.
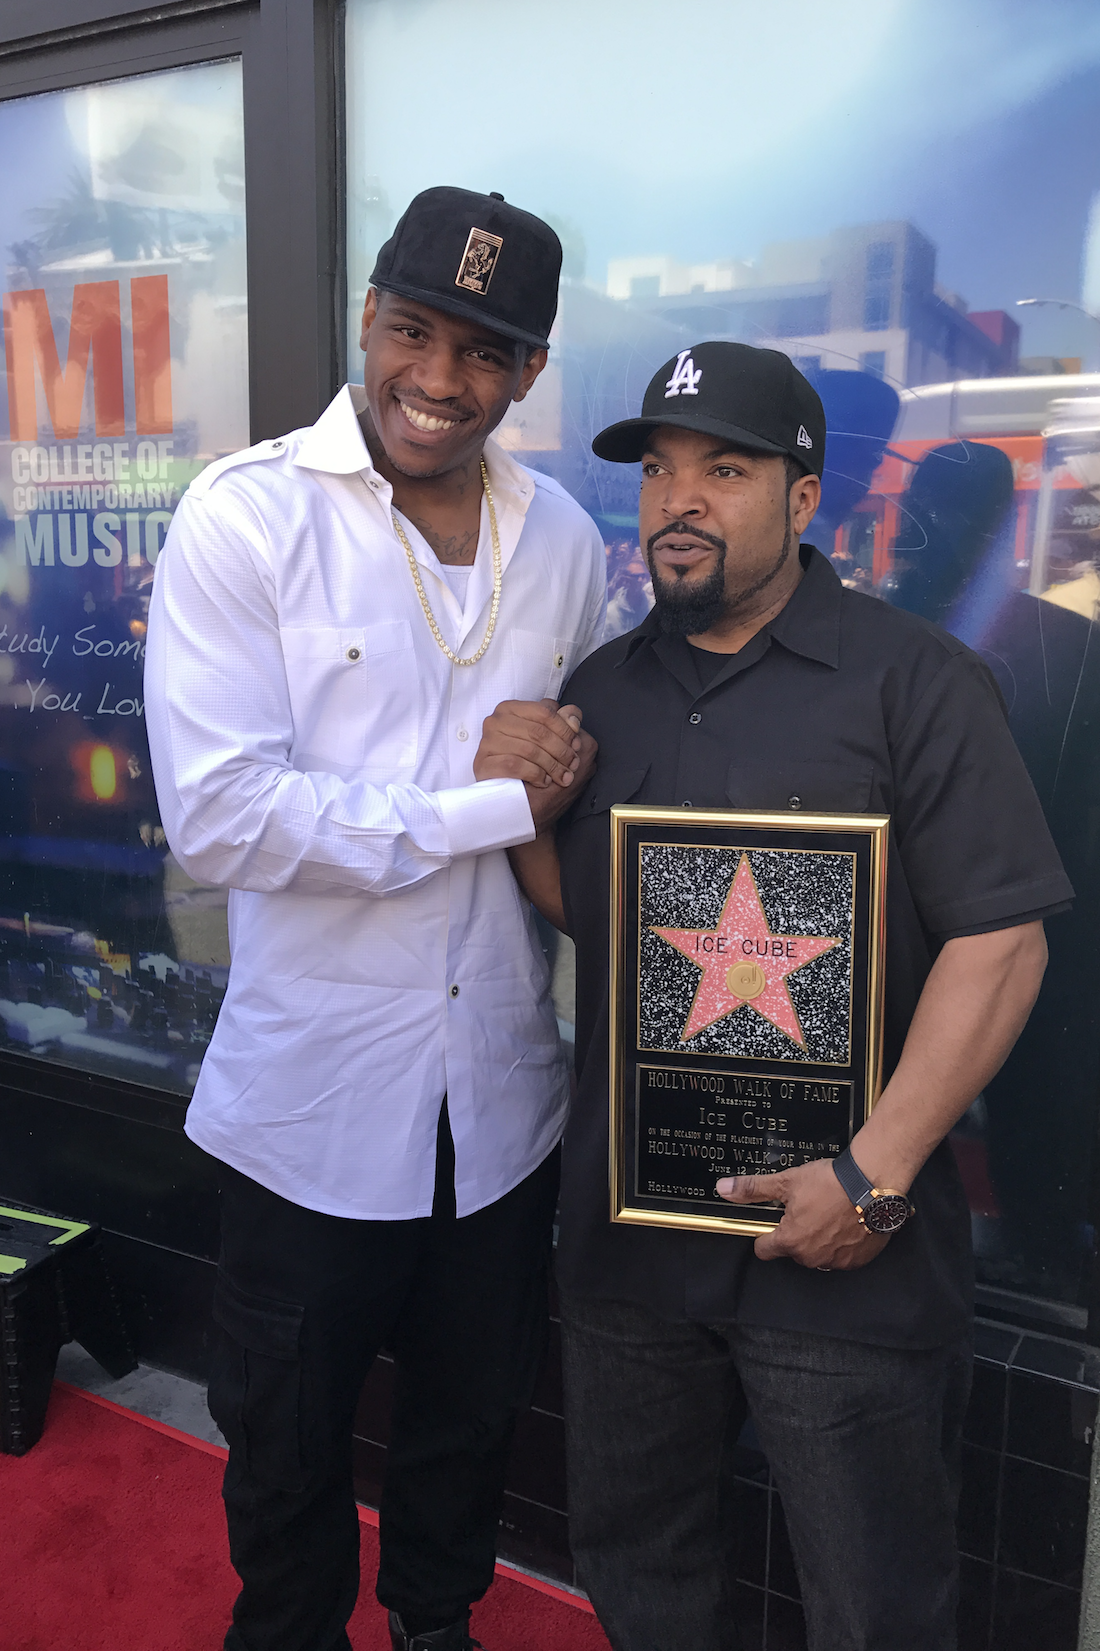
[390,460,502,667]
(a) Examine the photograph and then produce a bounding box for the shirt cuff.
[437,778,535,858]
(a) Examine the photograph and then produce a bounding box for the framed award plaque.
[609,806,889,1236]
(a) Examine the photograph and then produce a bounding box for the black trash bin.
[0,1201,136,1455]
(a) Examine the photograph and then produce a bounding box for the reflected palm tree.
[6,168,230,286]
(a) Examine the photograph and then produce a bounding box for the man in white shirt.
[145,187,605,1651]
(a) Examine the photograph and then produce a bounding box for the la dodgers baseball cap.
[592,341,827,478]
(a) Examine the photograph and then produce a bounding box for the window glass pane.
[346,0,1100,1317]
[0,60,247,1095]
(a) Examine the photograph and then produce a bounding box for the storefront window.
[0,60,247,1094]
[346,0,1100,1318]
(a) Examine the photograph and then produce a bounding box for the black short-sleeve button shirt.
[555,546,1072,1349]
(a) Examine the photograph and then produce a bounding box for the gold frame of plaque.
[609,806,889,1237]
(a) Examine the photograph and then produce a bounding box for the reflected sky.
[347,0,1100,365]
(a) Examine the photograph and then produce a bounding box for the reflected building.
[609,220,1019,389]
[495,220,1027,618]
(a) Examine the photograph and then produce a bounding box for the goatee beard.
[651,555,730,637]
[647,509,793,639]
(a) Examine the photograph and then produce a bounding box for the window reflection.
[0,61,248,1094]
[878,399,1100,1311]
[346,0,1100,1314]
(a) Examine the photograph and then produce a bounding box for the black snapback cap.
[592,342,826,478]
[370,186,562,352]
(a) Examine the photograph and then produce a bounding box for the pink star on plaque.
[652,854,839,1047]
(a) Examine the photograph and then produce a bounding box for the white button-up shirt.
[145,384,606,1219]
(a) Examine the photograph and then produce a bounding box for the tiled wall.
[956,1320,1097,1651]
[351,1311,1099,1651]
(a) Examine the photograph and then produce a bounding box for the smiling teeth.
[400,401,458,432]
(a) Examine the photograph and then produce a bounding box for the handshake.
[473,699,598,832]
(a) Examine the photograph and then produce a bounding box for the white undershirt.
[441,562,474,609]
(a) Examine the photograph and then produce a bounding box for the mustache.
[647,522,727,557]
[394,385,477,423]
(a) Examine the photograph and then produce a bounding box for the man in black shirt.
[473,344,1070,1651]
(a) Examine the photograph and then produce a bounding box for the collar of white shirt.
[293,384,538,650]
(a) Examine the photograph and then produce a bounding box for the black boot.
[387,1610,485,1651]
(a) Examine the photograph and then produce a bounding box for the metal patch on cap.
[456,227,503,294]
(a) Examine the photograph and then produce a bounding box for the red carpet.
[0,1383,611,1651]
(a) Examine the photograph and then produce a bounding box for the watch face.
[861,1194,912,1235]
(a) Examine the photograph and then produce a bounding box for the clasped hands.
[473,697,597,830]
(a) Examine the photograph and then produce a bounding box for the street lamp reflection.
[88,745,117,801]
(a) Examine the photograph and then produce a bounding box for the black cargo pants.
[207,1107,560,1651]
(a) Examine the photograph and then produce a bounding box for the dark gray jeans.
[559,1291,971,1651]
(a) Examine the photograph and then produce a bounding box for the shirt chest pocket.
[725,761,874,814]
[510,629,576,702]
[281,621,418,778]
[576,765,651,818]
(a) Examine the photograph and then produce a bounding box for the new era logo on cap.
[665,350,702,398]
[797,425,813,449]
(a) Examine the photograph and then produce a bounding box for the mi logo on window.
[3,276,172,438]
[456,227,503,295]
[665,350,702,398]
